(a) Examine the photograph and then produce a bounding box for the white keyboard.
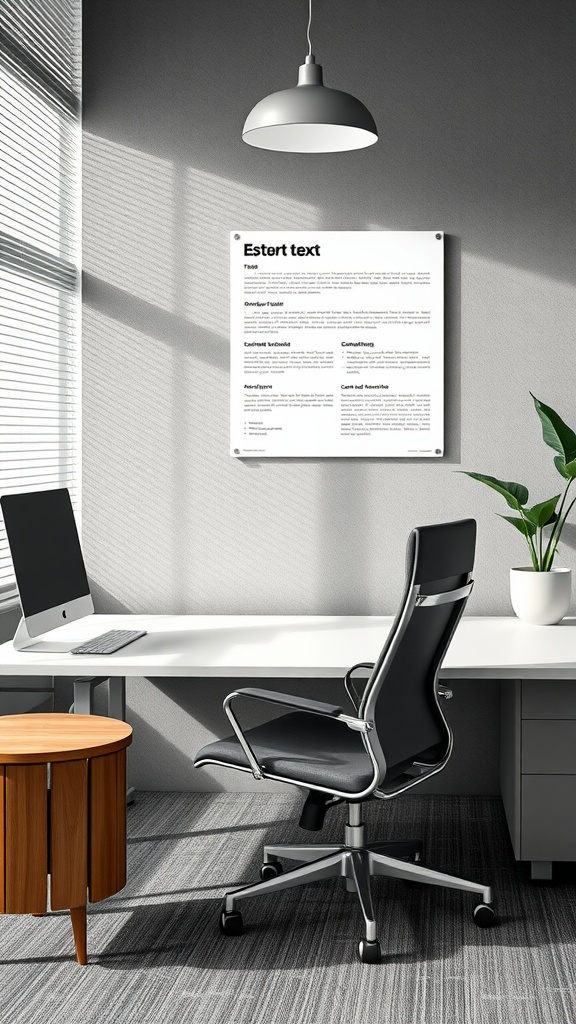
[70,629,147,655]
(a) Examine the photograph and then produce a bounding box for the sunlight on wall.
[83,133,175,311]
[184,167,319,338]
[82,140,331,612]
[82,306,177,610]
[178,167,325,610]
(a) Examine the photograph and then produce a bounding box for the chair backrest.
[360,519,476,795]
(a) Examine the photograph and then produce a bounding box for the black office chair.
[194,519,494,963]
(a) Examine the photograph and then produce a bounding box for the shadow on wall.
[126,705,224,794]
[558,523,576,554]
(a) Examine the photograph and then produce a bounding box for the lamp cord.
[307,0,312,55]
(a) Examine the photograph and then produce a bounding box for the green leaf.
[523,495,561,528]
[554,455,576,480]
[498,515,536,538]
[531,394,576,464]
[460,472,529,510]
[554,456,571,480]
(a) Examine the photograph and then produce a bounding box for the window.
[0,1,81,606]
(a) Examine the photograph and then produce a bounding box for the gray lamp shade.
[242,56,378,153]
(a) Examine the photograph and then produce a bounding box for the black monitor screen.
[0,488,90,617]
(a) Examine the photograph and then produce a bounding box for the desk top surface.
[0,614,575,679]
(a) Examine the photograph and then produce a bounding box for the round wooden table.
[0,713,132,965]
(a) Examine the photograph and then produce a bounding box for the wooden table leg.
[70,905,87,965]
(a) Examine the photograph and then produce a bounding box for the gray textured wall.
[81,0,575,793]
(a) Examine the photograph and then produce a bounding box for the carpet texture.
[1,793,576,1024]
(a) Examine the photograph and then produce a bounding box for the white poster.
[230,231,444,458]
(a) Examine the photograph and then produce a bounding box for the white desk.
[0,613,575,679]
[1,613,576,878]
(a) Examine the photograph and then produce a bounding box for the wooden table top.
[0,714,133,763]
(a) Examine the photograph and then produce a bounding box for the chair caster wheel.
[260,860,283,881]
[473,902,495,928]
[219,909,244,936]
[358,938,381,963]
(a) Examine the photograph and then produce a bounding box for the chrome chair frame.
[197,570,494,959]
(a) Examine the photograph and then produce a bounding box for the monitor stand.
[13,617,75,653]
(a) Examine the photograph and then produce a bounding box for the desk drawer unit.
[522,679,576,720]
[522,721,576,774]
[501,680,576,880]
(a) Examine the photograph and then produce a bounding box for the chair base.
[223,803,493,954]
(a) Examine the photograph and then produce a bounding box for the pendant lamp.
[242,1,378,153]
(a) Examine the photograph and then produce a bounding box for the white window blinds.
[0,0,81,606]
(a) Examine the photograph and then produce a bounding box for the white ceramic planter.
[510,567,572,625]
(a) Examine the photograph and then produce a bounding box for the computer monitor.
[0,488,94,650]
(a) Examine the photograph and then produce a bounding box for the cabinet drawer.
[522,680,576,719]
[522,775,576,861]
[522,720,576,774]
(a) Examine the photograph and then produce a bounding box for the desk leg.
[531,861,553,881]
[72,677,126,721]
[73,677,133,804]
[107,677,126,722]
[73,679,95,715]
[106,678,134,804]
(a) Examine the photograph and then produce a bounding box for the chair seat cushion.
[194,712,376,794]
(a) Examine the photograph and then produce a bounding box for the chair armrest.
[231,687,343,717]
[345,662,375,677]
[344,662,374,711]
[222,688,371,781]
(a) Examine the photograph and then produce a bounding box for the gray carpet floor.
[1,793,576,1024]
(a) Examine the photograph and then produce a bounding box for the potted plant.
[462,394,576,624]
